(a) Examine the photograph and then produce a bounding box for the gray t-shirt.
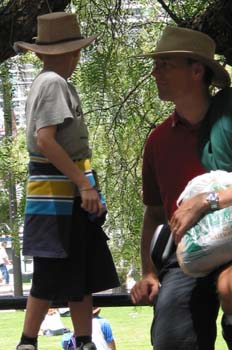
[26,70,92,160]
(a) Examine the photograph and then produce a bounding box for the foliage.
[0,190,9,224]
[0,1,171,276]
[0,57,31,246]
[69,0,175,274]
[0,0,176,275]
[0,131,28,245]
[6,0,228,275]
[156,0,209,24]
[0,0,231,300]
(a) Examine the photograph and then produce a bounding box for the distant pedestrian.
[0,241,11,285]
[62,307,116,350]
[92,307,116,350]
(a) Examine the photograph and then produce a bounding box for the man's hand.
[170,193,208,244]
[130,274,160,305]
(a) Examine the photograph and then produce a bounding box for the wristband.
[79,186,94,192]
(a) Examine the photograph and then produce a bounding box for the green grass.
[0,307,228,350]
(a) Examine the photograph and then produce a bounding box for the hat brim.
[92,307,101,315]
[14,35,97,55]
[137,50,230,89]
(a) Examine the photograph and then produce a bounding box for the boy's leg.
[69,294,93,336]
[17,295,49,349]
[69,294,96,349]
[22,295,50,336]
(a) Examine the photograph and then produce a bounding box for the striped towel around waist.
[25,155,105,216]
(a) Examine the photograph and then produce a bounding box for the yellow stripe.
[27,180,75,197]
[74,159,91,171]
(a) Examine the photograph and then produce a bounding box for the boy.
[14,12,119,350]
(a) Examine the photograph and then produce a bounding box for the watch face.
[209,193,217,201]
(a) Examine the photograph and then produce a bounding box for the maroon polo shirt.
[142,111,207,220]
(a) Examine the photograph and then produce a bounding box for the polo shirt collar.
[171,110,204,130]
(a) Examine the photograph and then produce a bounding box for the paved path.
[0,282,30,296]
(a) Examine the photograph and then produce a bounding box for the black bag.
[150,224,175,273]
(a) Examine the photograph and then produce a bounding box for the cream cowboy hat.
[14,12,97,55]
[139,26,230,88]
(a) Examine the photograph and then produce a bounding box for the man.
[131,26,232,350]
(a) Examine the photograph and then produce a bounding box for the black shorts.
[30,199,120,301]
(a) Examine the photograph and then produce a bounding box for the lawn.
[0,306,227,350]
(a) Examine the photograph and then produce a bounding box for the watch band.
[206,191,219,211]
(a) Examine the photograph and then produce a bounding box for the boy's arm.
[37,125,104,216]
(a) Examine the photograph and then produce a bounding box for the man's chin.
[156,88,169,101]
[158,92,171,102]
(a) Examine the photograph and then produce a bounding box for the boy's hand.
[80,187,105,217]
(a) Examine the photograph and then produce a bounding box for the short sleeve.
[100,319,114,342]
[34,75,73,131]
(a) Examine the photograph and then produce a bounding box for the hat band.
[35,36,84,45]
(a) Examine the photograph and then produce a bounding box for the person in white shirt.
[92,307,116,350]
[0,241,11,284]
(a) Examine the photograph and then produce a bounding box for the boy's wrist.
[79,186,94,192]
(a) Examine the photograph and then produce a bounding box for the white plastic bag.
[176,170,232,277]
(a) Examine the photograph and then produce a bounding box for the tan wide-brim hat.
[138,26,230,89]
[14,12,97,55]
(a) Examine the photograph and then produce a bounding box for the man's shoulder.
[147,115,173,142]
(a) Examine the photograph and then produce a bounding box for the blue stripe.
[25,199,73,215]
[85,173,96,186]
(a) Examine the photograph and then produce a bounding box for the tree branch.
[157,0,183,25]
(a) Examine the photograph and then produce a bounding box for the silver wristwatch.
[206,191,219,211]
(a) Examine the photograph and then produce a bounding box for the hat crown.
[155,26,216,59]
[37,12,81,44]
